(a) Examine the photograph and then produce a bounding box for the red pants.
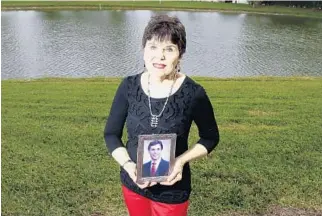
[122,185,189,216]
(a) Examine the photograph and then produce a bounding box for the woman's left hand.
[160,158,185,186]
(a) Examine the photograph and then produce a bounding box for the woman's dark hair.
[142,14,186,58]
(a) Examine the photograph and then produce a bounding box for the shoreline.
[2,76,321,83]
[0,6,316,18]
[2,1,322,19]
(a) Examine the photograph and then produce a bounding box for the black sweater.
[104,73,219,204]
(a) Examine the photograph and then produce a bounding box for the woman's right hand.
[123,162,157,189]
[123,161,137,183]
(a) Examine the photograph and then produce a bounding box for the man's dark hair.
[148,140,163,150]
[142,14,186,58]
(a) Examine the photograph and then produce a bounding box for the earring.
[176,62,181,73]
[143,63,147,72]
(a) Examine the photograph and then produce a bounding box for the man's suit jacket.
[142,158,169,177]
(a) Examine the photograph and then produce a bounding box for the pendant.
[150,115,159,128]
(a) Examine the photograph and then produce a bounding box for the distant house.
[233,0,248,3]
[231,0,248,3]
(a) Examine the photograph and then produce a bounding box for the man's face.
[148,144,162,161]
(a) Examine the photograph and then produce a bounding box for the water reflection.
[1,10,322,79]
[239,14,322,76]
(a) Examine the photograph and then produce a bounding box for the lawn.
[1,77,322,215]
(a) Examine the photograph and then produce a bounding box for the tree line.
[248,1,322,8]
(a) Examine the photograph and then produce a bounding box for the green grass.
[1,1,322,19]
[2,77,322,215]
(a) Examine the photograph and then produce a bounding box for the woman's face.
[143,37,180,77]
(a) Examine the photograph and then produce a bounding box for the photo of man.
[142,140,170,177]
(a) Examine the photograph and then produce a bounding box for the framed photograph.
[136,133,177,184]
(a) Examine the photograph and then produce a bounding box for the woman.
[104,14,219,216]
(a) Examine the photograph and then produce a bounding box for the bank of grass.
[1,1,322,19]
[2,77,322,215]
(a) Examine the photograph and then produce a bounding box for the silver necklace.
[147,73,176,128]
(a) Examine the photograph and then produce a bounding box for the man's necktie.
[151,162,156,176]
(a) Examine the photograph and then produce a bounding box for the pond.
[1,10,322,79]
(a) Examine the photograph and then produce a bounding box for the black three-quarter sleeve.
[104,78,129,154]
[192,86,220,154]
